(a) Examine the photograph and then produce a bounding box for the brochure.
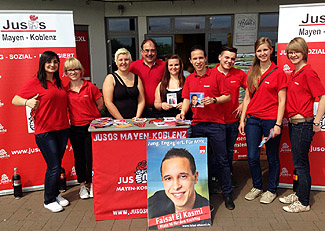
[190,92,204,108]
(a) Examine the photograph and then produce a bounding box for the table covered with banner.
[89,118,189,221]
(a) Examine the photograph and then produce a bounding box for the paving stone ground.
[1,160,324,231]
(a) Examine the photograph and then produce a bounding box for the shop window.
[175,16,205,30]
[108,18,136,31]
[148,17,171,31]
[209,15,232,29]
[258,13,279,44]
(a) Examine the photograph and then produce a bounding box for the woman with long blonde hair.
[239,37,287,204]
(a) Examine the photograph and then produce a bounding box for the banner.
[92,128,187,221]
[147,138,211,229]
[277,3,325,189]
[0,11,77,195]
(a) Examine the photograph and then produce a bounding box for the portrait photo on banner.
[147,138,211,230]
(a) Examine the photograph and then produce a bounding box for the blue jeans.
[35,129,69,204]
[245,116,281,194]
[226,121,239,173]
[191,122,232,196]
[289,121,314,206]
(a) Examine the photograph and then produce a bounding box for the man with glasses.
[130,39,165,118]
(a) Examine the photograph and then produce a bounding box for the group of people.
[12,36,325,215]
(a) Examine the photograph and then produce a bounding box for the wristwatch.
[212,97,217,104]
[313,122,320,126]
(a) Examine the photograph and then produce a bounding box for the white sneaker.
[279,192,298,204]
[89,183,93,198]
[44,201,63,212]
[260,191,276,204]
[283,201,310,213]
[245,187,262,201]
[56,194,69,207]
[79,185,89,199]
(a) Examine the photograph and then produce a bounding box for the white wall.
[1,0,107,87]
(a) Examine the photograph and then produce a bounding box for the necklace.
[261,62,272,74]
[217,66,229,75]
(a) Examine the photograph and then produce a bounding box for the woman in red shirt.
[12,51,70,213]
[239,37,287,204]
[280,37,325,213]
[64,57,104,200]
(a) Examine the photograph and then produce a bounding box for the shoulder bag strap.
[251,67,278,99]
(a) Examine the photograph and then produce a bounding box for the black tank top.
[111,73,139,119]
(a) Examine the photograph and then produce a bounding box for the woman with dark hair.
[154,54,191,118]
[12,51,70,213]
[279,37,325,213]
[238,37,287,204]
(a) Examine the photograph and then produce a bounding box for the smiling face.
[141,40,157,66]
[168,58,180,77]
[219,51,236,72]
[44,58,59,74]
[287,50,305,66]
[189,49,207,75]
[116,53,131,72]
[161,157,198,213]
[255,43,273,63]
[66,67,82,81]
[191,95,198,106]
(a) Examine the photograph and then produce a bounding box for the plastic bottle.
[59,167,67,192]
[13,168,23,199]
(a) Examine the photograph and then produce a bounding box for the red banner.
[277,4,325,188]
[92,128,187,221]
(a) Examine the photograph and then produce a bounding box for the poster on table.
[0,11,77,195]
[147,138,211,230]
[277,3,325,189]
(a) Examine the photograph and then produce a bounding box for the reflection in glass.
[259,13,279,27]
[209,15,232,29]
[111,37,136,71]
[148,17,170,30]
[175,16,205,30]
[108,18,136,31]
[150,36,172,60]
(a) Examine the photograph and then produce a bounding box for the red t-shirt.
[65,80,102,126]
[129,58,165,107]
[17,77,70,134]
[182,67,230,124]
[214,65,247,124]
[286,64,325,118]
[246,62,287,120]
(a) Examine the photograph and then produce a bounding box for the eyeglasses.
[66,68,81,72]
[142,49,156,53]
[287,51,302,56]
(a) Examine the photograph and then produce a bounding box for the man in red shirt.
[215,46,247,187]
[177,45,235,210]
[129,39,165,118]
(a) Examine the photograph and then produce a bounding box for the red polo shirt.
[246,62,287,120]
[286,64,325,118]
[182,67,230,124]
[17,77,69,134]
[214,65,247,124]
[129,58,165,107]
[65,81,102,126]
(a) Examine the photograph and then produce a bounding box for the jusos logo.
[2,15,46,30]
[301,13,325,24]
